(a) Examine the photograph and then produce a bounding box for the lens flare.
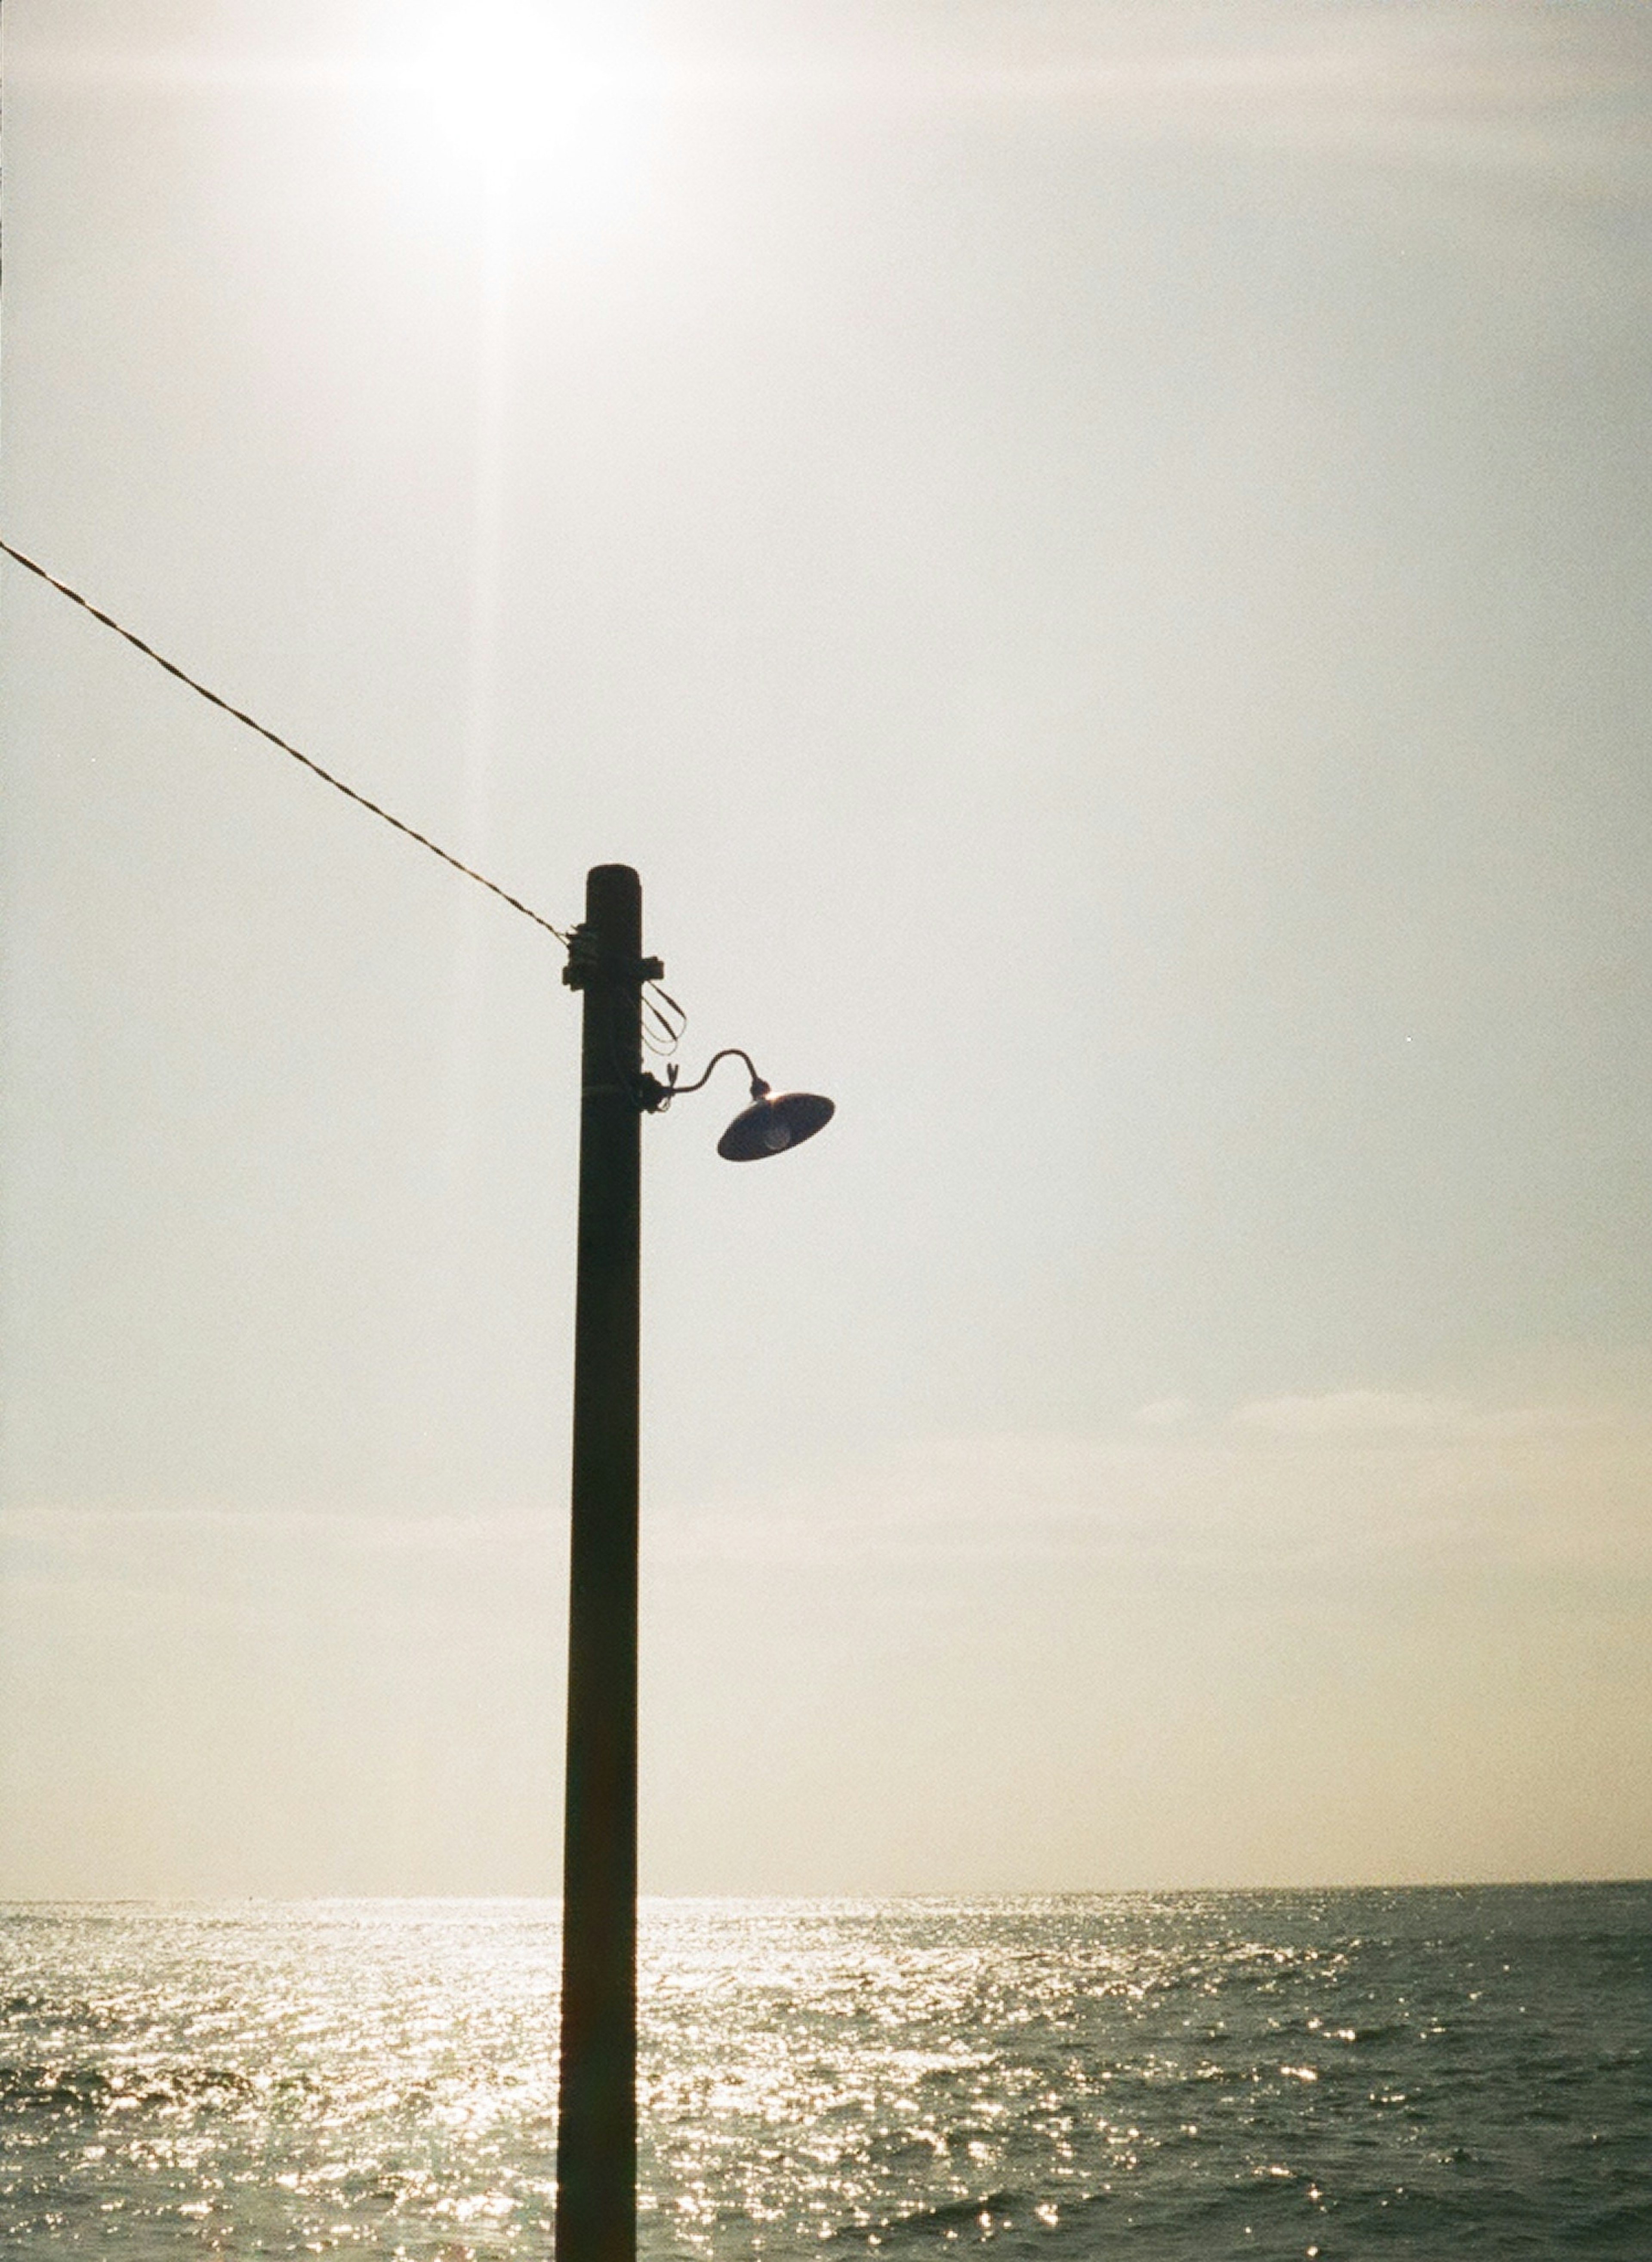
[403,2,669,199]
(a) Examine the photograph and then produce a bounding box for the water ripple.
[0,1888,1647,2256]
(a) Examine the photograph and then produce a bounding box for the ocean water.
[1,1887,1647,2258]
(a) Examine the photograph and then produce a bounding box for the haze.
[2,0,1649,1897]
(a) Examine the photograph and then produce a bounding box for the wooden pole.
[556,863,650,2262]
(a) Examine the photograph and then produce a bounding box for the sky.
[1,0,1649,1898]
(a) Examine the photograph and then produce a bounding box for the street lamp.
[642,1045,835,1160]
[554,864,832,2262]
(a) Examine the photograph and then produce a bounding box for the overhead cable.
[0,536,571,947]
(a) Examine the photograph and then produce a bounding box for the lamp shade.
[717,1090,835,1161]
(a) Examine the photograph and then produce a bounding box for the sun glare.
[401,1,669,201]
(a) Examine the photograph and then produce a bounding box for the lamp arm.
[661,1047,770,1102]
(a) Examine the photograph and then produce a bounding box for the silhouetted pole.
[556,864,656,2262]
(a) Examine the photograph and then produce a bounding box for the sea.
[1,1886,1648,2258]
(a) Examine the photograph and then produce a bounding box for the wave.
[0,2059,259,2116]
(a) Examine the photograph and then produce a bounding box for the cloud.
[1133,1395,1195,1426]
[18,3,1650,188]
[0,1508,557,1611]
[1233,1390,1466,1435]
[648,1386,1652,1582]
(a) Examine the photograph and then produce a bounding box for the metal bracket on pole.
[561,921,664,993]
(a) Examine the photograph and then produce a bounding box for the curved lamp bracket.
[641,1047,835,1161]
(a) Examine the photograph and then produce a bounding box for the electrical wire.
[0,537,571,947]
[0,25,568,950]
[0,18,709,1089]
[641,981,687,1059]
[0,36,633,972]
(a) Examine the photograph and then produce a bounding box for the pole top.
[586,861,641,902]
[564,865,658,990]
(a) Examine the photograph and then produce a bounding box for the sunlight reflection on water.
[1,1889,1648,2256]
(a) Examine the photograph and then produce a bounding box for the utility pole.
[551,863,831,2260]
[555,864,656,2262]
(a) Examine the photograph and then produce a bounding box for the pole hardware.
[561,921,665,993]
